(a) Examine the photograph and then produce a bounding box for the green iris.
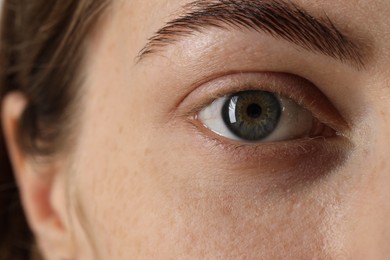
[222,91,282,141]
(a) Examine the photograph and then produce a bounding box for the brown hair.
[0,0,109,259]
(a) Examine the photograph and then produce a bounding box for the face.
[56,0,390,258]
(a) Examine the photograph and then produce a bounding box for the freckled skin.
[56,0,390,259]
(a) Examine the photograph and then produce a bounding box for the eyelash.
[184,115,350,172]
[182,72,348,135]
[174,71,352,169]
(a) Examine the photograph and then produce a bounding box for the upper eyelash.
[184,72,349,134]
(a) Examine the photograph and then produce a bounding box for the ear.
[1,92,76,259]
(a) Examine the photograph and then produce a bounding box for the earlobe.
[2,91,76,259]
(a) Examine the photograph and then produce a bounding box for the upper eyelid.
[178,72,349,133]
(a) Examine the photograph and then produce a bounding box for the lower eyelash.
[181,115,353,189]
[188,116,350,162]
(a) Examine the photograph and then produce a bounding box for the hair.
[0,0,109,259]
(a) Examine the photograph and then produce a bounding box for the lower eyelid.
[187,119,352,180]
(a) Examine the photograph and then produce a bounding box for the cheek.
[135,135,353,259]
[70,107,354,260]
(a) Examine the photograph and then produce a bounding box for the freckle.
[144,148,151,155]
[380,110,389,123]
[379,160,386,171]
[118,125,124,134]
[221,206,232,216]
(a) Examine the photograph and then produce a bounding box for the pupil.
[246,103,262,119]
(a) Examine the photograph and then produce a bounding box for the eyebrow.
[137,0,367,68]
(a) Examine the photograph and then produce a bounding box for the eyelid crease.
[177,72,350,135]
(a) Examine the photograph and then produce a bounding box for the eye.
[197,90,335,142]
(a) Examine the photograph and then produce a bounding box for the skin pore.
[3,0,390,259]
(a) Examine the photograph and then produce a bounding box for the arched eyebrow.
[137,0,368,69]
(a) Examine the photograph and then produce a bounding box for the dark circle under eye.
[222,91,282,141]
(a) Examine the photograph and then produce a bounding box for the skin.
[3,0,390,259]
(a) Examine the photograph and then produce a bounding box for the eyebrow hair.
[137,0,367,68]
